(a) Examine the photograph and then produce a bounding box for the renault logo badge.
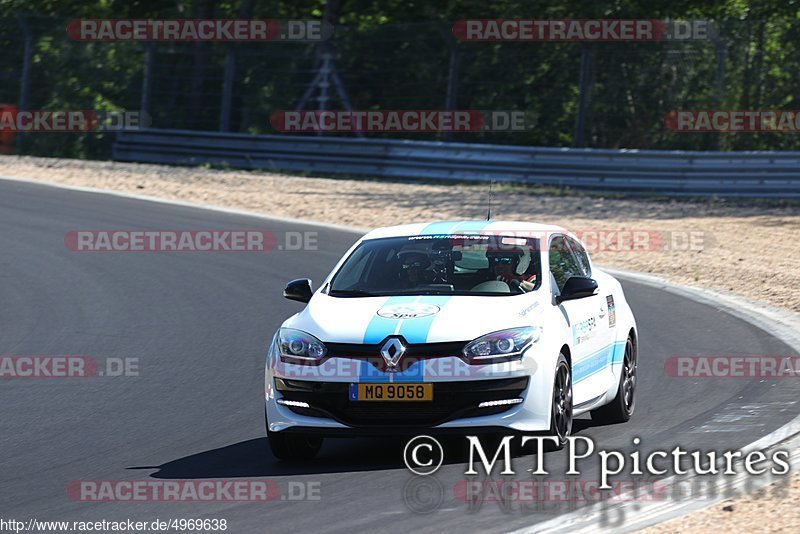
[380,337,406,368]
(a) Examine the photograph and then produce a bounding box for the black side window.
[549,236,582,292]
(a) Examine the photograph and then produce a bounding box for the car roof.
[362,220,569,240]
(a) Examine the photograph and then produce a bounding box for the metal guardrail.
[113,129,800,197]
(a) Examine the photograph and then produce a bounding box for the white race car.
[265,221,638,460]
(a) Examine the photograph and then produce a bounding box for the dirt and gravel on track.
[643,475,800,533]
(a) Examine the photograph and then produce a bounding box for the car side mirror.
[556,276,598,303]
[284,278,313,303]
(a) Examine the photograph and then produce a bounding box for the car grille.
[325,340,466,359]
[276,377,529,427]
[323,340,467,372]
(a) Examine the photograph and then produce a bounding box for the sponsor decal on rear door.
[607,295,616,327]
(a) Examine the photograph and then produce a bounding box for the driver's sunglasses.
[489,256,515,265]
[402,260,426,269]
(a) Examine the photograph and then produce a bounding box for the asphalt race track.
[1,179,798,532]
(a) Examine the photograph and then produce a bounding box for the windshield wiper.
[329,289,379,297]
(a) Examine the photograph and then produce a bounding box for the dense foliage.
[1,1,799,157]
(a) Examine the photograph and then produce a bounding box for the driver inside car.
[397,249,433,287]
[487,248,537,292]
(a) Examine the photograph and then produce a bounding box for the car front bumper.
[265,336,555,434]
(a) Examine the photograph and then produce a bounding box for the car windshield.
[328,234,541,296]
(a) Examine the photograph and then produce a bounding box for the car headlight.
[462,326,541,364]
[278,328,327,363]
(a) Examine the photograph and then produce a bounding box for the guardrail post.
[15,13,33,153]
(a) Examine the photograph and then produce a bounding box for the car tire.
[265,409,323,461]
[547,353,573,451]
[590,336,636,424]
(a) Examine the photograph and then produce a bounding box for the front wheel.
[548,353,573,450]
[265,410,323,461]
[591,336,636,424]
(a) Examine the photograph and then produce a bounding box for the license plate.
[349,383,433,401]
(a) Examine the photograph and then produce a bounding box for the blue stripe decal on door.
[610,341,625,365]
[573,341,625,383]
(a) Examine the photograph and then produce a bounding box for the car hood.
[282,293,546,344]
